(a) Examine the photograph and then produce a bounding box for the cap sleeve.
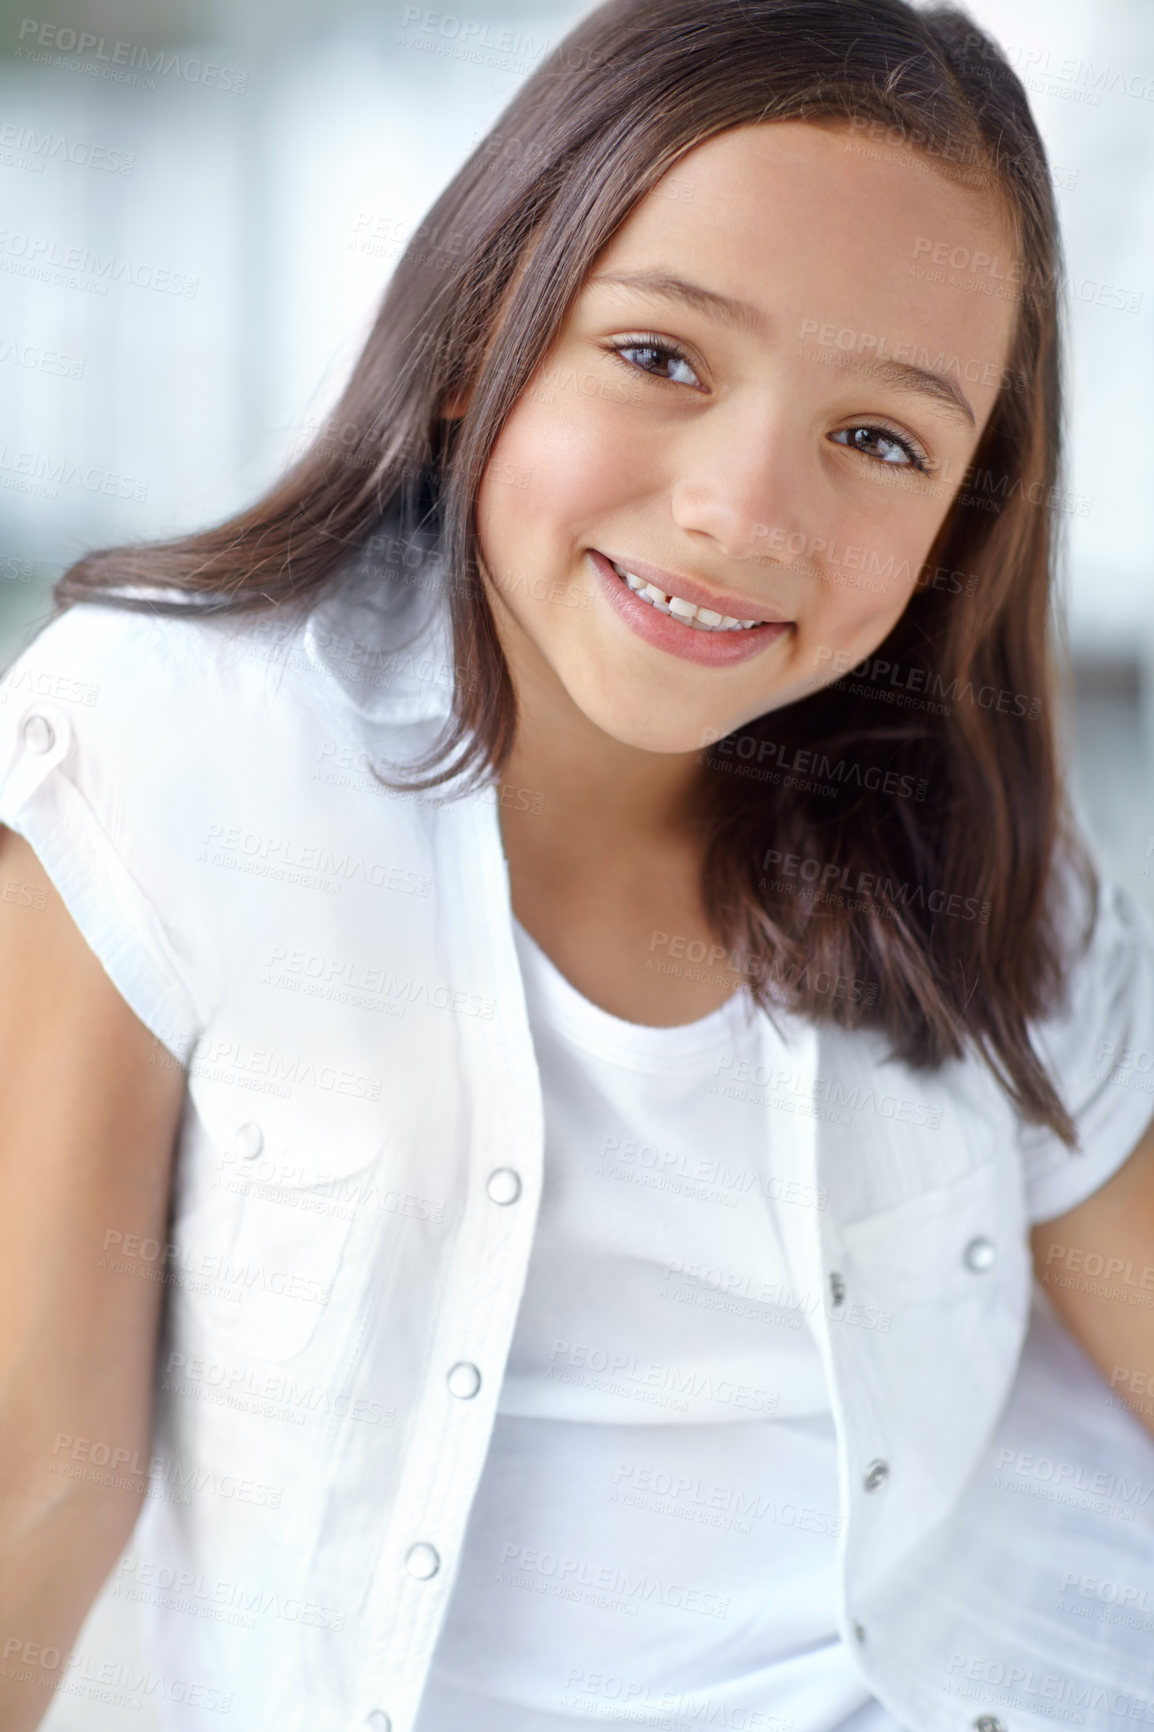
[0,603,204,1066]
[1019,876,1154,1224]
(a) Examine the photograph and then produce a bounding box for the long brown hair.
[54,0,1090,1144]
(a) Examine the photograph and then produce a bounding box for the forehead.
[593,119,1018,389]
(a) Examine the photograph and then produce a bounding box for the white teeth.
[611,561,765,631]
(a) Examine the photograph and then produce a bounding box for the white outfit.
[415,916,879,1732]
[1,543,1154,1732]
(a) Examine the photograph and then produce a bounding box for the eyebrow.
[591,270,774,341]
[589,268,977,430]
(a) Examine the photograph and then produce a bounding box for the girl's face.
[473,119,1018,755]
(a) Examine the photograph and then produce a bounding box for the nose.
[668,401,810,573]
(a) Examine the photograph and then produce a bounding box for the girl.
[2,2,1153,1730]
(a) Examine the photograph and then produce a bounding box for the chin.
[582,699,719,757]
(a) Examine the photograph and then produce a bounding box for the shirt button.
[853,1622,867,1643]
[863,1458,889,1491]
[973,1718,1007,1732]
[405,1542,440,1579]
[963,1235,997,1272]
[366,1713,392,1731]
[21,712,55,754]
[486,1167,522,1205]
[446,1361,482,1399]
[829,1271,847,1308]
[235,1122,264,1160]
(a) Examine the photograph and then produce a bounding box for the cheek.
[483,389,646,541]
[798,558,921,666]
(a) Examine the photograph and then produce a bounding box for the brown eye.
[830,424,927,472]
[610,339,702,389]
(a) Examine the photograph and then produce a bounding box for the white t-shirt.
[414,917,903,1732]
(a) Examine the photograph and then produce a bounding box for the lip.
[588,549,792,668]
[598,551,790,625]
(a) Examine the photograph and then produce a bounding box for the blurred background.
[0,0,1149,1722]
[1,0,1153,911]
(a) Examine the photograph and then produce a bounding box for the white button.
[963,1235,996,1272]
[21,712,55,754]
[405,1541,440,1579]
[235,1122,264,1160]
[486,1167,521,1204]
[366,1713,392,1731]
[447,1361,482,1399]
[863,1458,889,1491]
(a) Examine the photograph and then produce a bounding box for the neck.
[494,612,704,851]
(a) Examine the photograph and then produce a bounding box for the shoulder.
[0,595,292,739]
[1031,869,1154,1076]
[1020,867,1154,1222]
[0,569,454,1064]
[0,558,454,783]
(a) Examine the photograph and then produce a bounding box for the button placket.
[446,1360,482,1399]
[963,1235,996,1272]
[862,1458,889,1492]
[20,712,56,754]
[234,1121,264,1160]
[4,701,71,811]
[486,1166,522,1204]
[405,1541,440,1580]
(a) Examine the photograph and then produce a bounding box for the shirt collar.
[300,546,456,729]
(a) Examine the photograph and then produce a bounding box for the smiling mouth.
[608,559,768,632]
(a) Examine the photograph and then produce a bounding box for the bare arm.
[0,823,187,1732]
[1031,1110,1154,1444]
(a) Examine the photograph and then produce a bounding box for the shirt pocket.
[836,1157,1029,1316]
[186,1083,386,1364]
